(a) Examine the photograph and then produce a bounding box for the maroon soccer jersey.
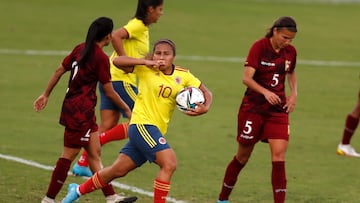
[59,43,111,130]
[241,37,297,114]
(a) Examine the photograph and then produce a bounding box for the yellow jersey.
[109,18,149,86]
[130,65,201,135]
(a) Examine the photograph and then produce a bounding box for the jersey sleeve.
[62,45,81,71]
[124,18,146,39]
[244,39,263,69]
[185,71,201,88]
[288,46,297,73]
[96,49,111,85]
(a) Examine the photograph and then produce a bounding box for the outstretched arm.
[112,55,159,73]
[34,64,66,112]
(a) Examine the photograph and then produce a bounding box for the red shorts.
[237,110,289,146]
[63,125,98,148]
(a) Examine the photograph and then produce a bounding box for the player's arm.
[243,66,281,105]
[34,64,66,112]
[112,56,158,73]
[186,84,213,116]
[284,71,297,113]
[111,27,128,56]
[102,81,132,119]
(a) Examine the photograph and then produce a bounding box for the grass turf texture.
[1,0,360,202]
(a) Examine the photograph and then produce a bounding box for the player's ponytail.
[78,17,113,66]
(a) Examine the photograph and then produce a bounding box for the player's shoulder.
[174,66,189,73]
[285,44,297,54]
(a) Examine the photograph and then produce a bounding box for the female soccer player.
[72,0,165,177]
[217,16,298,203]
[62,39,213,203]
[337,89,360,157]
[34,17,136,203]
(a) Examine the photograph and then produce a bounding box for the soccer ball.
[176,87,205,113]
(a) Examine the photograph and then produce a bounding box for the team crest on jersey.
[285,60,291,71]
[175,76,181,84]
[158,137,167,145]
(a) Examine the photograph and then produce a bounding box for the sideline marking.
[0,153,187,203]
[0,48,359,67]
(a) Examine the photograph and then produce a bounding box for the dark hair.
[265,16,297,38]
[153,38,176,56]
[135,0,163,25]
[78,17,113,66]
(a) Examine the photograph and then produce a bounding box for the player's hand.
[34,95,48,112]
[264,90,281,105]
[146,60,165,70]
[283,94,296,113]
[124,108,132,120]
[185,102,208,116]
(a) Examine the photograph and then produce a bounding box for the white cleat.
[41,196,60,203]
[337,144,360,157]
[105,194,138,203]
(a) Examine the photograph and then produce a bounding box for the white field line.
[0,153,187,203]
[1,48,359,67]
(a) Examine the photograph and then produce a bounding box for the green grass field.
[1,0,360,202]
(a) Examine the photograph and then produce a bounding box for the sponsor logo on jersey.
[261,61,276,67]
[240,133,254,140]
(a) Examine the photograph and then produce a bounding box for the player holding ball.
[62,39,212,203]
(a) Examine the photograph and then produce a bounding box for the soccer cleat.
[217,200,229,203]
[105,194,138,203]
[41,196,60,203]
[72,163,92,177]
[337,144,360,157]
[61,183,80,203]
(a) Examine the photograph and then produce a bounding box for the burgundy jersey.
[59,43,111,130]
[241,37,297,115]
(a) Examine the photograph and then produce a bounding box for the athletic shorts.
[120,124,170,167]
[99,81,138,118]
[63,125,98,148]
[237,110,289,145]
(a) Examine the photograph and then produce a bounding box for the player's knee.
[162,160,177,174]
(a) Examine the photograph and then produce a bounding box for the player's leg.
[268,139,288,203]
[41,128,83,202]
[217,144,253,203]
[217,111,261,202]
[153,148,176,203]
[62,146,139,203]
[266,115,289,203]
[72,82,121,176]
[98,81,137,144]
[337,90,360,157]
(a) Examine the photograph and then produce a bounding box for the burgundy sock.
[272,161,286,203]
[101,183,116,197]
[342,115,359,144]
[45,158,71,199]
[218,156,245,201]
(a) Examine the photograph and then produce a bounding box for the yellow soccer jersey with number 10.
[130,65,201,135]
[109,18,149,86]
